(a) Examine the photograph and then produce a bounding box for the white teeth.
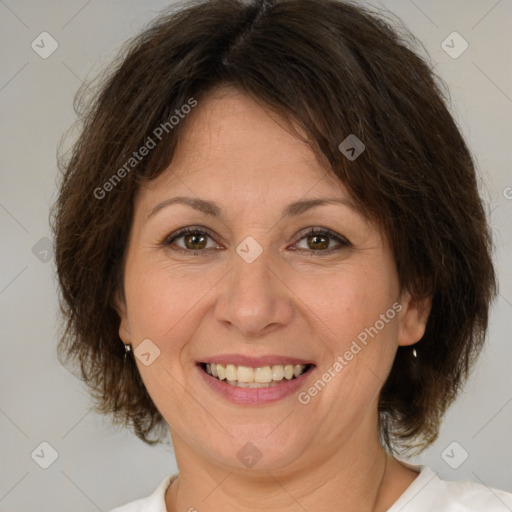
[204,362,309,385]
[284,365,294,380]
[247,381,270,388]
[272,365,284,380]
[293,364,303,377]
[237,365,254,382]
[254,366,272,383]
[225,364,237,381]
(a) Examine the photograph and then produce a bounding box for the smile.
[201,362,312,388]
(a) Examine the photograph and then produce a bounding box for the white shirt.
[108,465,512,511]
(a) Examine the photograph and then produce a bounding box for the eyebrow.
[146,195,360,221]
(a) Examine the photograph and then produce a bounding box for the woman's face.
[117,87,428,471]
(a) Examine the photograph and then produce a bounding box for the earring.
[412,348,418,358]
[124,343,132,363]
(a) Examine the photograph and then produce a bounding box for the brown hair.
[51,0,497,453]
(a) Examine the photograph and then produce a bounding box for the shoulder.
[107,473,177,512]
[389,465,512,512]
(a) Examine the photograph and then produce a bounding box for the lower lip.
[197,365,314,405]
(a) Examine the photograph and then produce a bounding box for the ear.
[113,288,131,345]
[396,292,432,347]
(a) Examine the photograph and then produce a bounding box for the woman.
[51,0,512,510]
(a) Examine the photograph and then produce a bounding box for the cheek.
[125,260,210,342]
[294,260,400,407]
[297,261,398,347]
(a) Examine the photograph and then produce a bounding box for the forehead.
[138,88,348,205]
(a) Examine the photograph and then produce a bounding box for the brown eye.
[183,232,208,250]
[164,227,218,254]
[293,228,350,254]
[306,233,330,250]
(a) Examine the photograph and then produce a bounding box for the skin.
[116,86,431,512]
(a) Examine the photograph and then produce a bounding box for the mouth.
[198,362,315,388]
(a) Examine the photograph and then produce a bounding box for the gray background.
[0,0,511,510]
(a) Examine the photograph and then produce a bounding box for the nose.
[214,246,295,339]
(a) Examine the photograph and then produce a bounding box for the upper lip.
[198,354,315,367]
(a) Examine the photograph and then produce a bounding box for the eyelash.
[162,226,350,256]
